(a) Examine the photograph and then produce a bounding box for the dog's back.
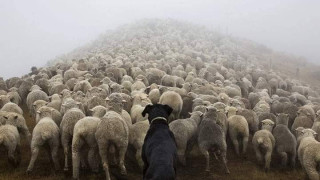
[142,122,177,180]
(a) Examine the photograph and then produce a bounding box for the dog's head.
[142,104,173,123]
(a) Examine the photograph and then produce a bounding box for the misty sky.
[1,0,320,79]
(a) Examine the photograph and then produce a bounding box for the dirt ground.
[0,106,306,180]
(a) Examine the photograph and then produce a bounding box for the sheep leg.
[118,144,128,175]
[109,145,117,166]
[88,147,99,173]
[289,152,296,168]
[98,141,111,180]
[303,153,319,180]
[277,149,288,167]
[22,127,31,145]
[80,149,89,169]
[177,142,187,166]
[49,138,60,171]
[304,164,319,180]
[27,146,40,173]
[242,136,249,155]
[15,144,21,166]
[135,147,144,169]
[213,152,219,160]
[253,145,263,164]
[61,133,71,171]
[221,152,230,174]
[72,136,84,179]
[44,145,54,168]
[199,147,210,172]
[231,139,240,156]
[8,146,17,168]
[264,151,272,172]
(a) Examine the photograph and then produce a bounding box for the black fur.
[141,104,177,180]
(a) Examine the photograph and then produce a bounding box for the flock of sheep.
[0,19,320,180]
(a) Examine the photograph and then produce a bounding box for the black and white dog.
[141,104,177,180]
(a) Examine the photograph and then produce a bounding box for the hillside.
[49,19,320,89]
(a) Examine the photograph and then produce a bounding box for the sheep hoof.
[63,167,69,172]
[26,170,32,175]
[120,169,127,175]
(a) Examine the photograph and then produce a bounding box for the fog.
[1,0,319,79]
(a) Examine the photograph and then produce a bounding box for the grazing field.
[0,106,305,180]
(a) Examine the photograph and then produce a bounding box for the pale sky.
[1,0,319,79]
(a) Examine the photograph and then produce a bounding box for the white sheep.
[60,107,86,171]
[26,116,60,174]
[169,111,203,165]
[159,91,183,122]
[2,111,31,144]
[311,110,320,141]
[296,128,320,180]
[72,116,101,179]
[95,93,129,180]
[0,124,21,167]
[1,102,23,115]
[26,85,49,117]
[252,119,275,171]
[227,107,249,156]
[129,120,149,168]
[36,106,62,126]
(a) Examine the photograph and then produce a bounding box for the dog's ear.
[142,104,153,117]
[163,104,173,116]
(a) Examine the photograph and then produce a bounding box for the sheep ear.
[188,112,192,115]
[225,106,229,111]
[122,100,127,103]
[37,111,41,114]
[89,109,93,112]
[14,115,18,119]
[105,97,110,101]
[3,116,8,119]
[295,127,303,133]
[200,113,203,117]
[142,104,153,117]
